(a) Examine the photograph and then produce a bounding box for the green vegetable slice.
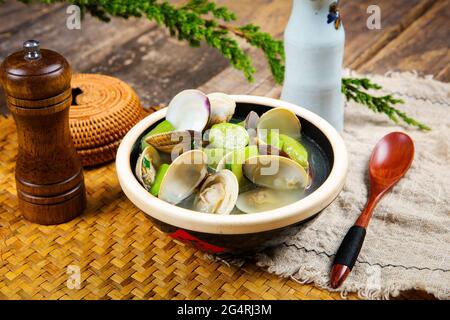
[225,145,258,184]
[209,123,250,150]
[266,129,283,150]
[150,163,170,197]
[279,134,309,169]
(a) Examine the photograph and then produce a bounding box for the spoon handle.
[330,226,366,288]
[330,192,381,289]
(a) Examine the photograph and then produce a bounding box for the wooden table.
[0,0,448,300]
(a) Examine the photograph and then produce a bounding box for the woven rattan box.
[69,74,144,167]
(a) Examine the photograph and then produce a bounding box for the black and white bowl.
[116,95,348,254]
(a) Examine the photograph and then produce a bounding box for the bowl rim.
[116,95,348,235]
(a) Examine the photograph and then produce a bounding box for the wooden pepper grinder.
[0,40,86,225]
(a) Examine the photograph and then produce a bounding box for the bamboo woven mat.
[0,115,430,300]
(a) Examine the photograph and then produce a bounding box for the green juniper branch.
[7,0,429,130]
[342,78,430,130]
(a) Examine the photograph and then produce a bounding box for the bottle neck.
[287,0,343,34]
[291,0,337,19]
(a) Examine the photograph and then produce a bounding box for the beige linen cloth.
[255,72,450,299]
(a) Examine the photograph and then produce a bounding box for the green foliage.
[237,24,285,84]
[9,0,429,130]
[342,78,430,130]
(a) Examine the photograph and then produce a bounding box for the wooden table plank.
[0,9,153,68]
[0,1,62,34]
[0,0,41,19]
[359,0,450,81]
[343,0,436,68]
[82,28,229,107]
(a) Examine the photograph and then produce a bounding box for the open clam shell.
[158,150,208,205]
[236,188,305,214]
[207,92,236,127]
[144,89,210,153]
[166,89,211,132]
[243,155,309,190]
[257,108,301,142]
[145,130,197,154]
[256,108,302,158]
[243,111,260,131]
[194,169,239,215]
[135,145,161,191]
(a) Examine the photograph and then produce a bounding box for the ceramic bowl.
[116,95,348,254]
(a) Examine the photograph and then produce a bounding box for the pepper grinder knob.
[23,40,41,60]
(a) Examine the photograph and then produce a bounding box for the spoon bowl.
[370,132,415,186]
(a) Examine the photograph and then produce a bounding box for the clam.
[158,150,208,205]
[243,111,260,131]
[141,120,175,151]
[235,154,309,214]
[243,155,309,190]
[207,93,236,126]
[166,89,211,132]
[145,90,210,153]
[135,145,161,191]
[256,108,302,158]
[236,188,304,214]
[256,108,301,148]
[146,130,196,154]
[194,169,239,215]
[238,111,259,146]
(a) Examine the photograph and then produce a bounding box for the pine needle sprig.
[235,24,285,84]
[342,78,430,130]
[182,0,236,21]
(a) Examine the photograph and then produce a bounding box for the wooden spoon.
[330,132,415,289]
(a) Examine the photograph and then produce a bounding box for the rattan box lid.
[69,74,143,167]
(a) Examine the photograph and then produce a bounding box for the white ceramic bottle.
[281,0,345,132]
